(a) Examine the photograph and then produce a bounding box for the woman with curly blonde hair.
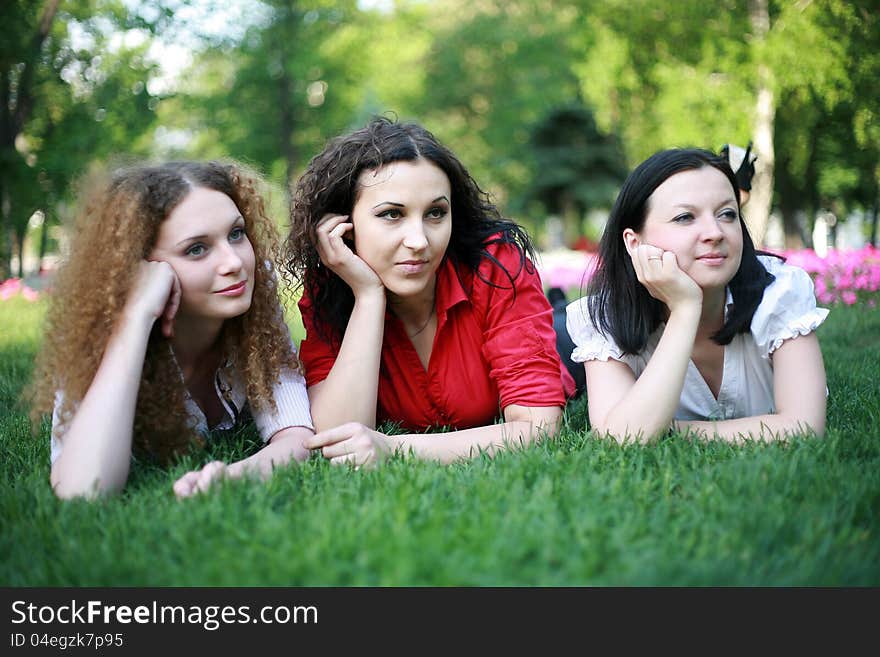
[30,160,314,499]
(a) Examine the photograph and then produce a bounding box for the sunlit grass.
[1,297,878,585]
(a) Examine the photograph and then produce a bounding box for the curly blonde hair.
[29,160,298,464]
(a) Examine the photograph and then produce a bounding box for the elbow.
[590,412,666,445]
[50,466,124,501]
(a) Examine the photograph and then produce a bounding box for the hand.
[172,461,229,498]
[629,244,702,313]
[303,422,394,468]
[315,214,384,297]
[124,260,181,337]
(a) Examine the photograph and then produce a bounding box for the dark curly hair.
[586,148,777,355]
[284,116,537,343]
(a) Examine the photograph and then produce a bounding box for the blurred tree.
[412,0,582,217]
[0,0,61,278]
[1,0,168,276]
[160,0,371,193]
[570,0,868,247]
[525,105,626,246]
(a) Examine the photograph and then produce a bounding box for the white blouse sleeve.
[49,390,70,465]
[252,342,314,441]
[750,255,830,359]
[565,296,626,363]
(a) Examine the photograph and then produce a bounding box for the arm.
[303,404,562,467]
[586,303,700,443]
[172,425,314,498]
[674,332,826,442]
[305,214,386,431]
[586,246,703,443]
[51,261,180,499]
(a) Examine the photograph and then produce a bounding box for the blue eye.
[672,213,694,223]
[719,209,738,222]
[185,243,206,257]
[230,226,246,241]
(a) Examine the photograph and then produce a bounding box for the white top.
[565,255,829,421]
[50,343,313,465]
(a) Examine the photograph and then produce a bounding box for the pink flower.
[21,287,39,302]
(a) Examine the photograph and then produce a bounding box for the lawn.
[1,296,878,586]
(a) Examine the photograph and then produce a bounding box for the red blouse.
[299,240,576,431]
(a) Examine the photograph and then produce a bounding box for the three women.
[32,125,828,500]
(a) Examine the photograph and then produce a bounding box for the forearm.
[391,416,560,464]
[50,314,154,499]
[226,426,314,479]
[675,412,825,443]
[308,292,386,431]
[599,306,700,442]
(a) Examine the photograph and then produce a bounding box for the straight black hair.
[586,148,776,355]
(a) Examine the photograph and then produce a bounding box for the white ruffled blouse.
[565,255,829,422]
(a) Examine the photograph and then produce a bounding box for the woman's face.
[625,166,743,292]
[150,186,256,322]
[350,158,452,303]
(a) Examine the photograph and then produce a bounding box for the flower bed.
[536,246,880,307]
[0,278,41,302]
[772,245,880,307]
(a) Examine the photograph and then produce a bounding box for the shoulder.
[750,254,829,357]
[565,296,625,363]
[478,235,531,278]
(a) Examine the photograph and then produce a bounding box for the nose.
[216,241,244,274]
[402,218,428,252]
[700,214,725,243]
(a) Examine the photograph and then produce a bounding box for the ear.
[622,228,640,256]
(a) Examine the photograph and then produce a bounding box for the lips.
[696,253,727,265]
[396,260,429,274]
[214,280,248,295]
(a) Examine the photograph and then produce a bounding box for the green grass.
[1,296,878,586]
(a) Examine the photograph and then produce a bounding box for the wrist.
[353,286,386,307]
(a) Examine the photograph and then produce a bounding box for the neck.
[170,315,225,379]
[697,287,726,338]
[387,277,437,334]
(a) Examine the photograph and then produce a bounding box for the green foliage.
[1,298,878,586]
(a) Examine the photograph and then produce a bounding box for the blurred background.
[1,0,878,283]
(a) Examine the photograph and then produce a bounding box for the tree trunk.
[870,195,878,247]
[38,208,50,274]
[747,0,775,248]
[0,0,61,278]
[780,207,804,250]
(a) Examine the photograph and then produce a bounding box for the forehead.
[648,166,736,212]
[155,187,241,245]
[355,159,451,203]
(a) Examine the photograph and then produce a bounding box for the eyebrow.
[175,215,245,247]
[672,198,737,210]
[371,195,450,210]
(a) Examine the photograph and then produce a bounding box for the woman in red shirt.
[286,117,574,467]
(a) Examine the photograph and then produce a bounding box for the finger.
[321,437,360,459]
[303,423,360,449]
[325,222,355,254]
[329,453,359,468]
[195,461,226,494]
[173,471,200,498]
[163,272,181,338]
[316,214,349,235]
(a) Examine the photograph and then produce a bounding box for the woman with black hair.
[566,148,828,443]
[286,117,574,466]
